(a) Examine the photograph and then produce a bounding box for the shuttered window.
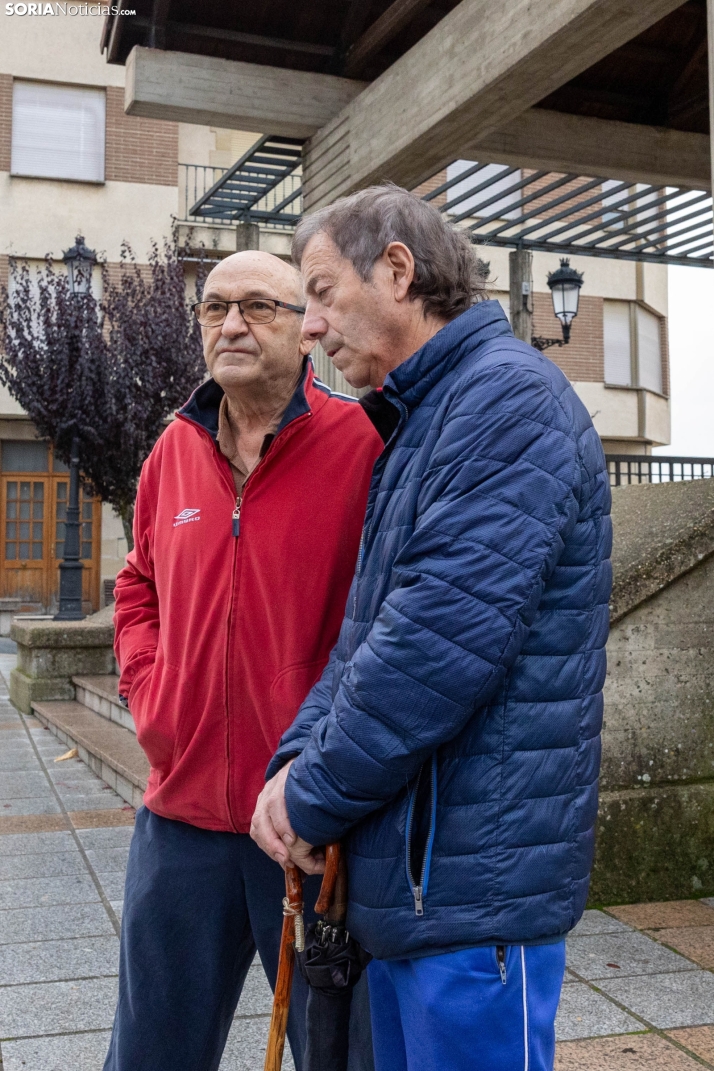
[636,306,663,394]
[603,301,632,386]
[11,81,105,183]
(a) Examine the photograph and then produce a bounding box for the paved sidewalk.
[0,663,290,1071]
[2,653,714,1070]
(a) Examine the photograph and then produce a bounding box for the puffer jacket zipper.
[405,754,438,917]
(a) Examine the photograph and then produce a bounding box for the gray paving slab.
[0,830,76,854]
[0,797,62,816]
[0,975,118,1037]
[567,930,697,980]
[95,872,126,901]
[0,873,100,909]
[110,900,123,922]
[0,934,119,984]
[598,969,714,1028]
[569,910,633,937]
[235,966,274,1018]
[83,847,131,874]
[76,826,135,850]
[555,981,642,1041]
[0,902,115,944]
[0,771,54,798]
[0,756,44,772]
[220,1014,295,1071]
[0,851,87,881]
[1,1029,112,1071]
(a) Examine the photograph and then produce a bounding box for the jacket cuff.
[284,764,351,847]
[265,748,301,782]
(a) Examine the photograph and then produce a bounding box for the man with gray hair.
[252,186,611,1071]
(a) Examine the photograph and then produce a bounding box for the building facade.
[0,9,672,620]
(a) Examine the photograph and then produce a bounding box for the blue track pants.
[103,807,373,1071]
[368,941,565,1071]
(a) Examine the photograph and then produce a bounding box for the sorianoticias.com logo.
[5,3,136,13]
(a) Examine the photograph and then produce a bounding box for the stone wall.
[591,548,714,903]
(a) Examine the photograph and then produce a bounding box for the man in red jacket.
[103,250,382,1071]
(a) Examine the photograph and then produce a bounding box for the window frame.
[10,78,106,186]
[603,299,666,398]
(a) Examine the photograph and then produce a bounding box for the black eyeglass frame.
[191,298,306,326]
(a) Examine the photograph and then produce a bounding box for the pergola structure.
[103,0,712,217]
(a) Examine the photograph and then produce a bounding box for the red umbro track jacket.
[114,362,383,832]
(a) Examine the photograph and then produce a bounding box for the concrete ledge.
[9,668,75,715]
[591,781,714,905]
[32,699,148,810]
[10,605,115,648]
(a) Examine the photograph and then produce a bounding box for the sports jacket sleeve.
[113,451,160,706]
[284,364,583,847]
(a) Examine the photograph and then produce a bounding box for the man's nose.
[302,299,327,340]
[221,304,250,338]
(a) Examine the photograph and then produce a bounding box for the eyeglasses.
[191,297,306,327]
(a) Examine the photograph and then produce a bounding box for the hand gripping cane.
[264,863,304,1071]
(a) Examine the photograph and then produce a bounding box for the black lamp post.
[531,258,584,352]
[54,236,97,621]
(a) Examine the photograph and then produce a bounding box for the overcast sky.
[653,265,714,458]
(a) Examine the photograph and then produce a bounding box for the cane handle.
[314,842,341,915]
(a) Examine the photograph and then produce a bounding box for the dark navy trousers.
[368,942,565,1071]
[104,807,374,1071]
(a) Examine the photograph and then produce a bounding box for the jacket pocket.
[269,659,326,745]
[131,651,181,779]
[405,754,438,917]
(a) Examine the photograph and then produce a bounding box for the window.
[446,161,522,220]
[603,301,663,393]
[11,80,105,183]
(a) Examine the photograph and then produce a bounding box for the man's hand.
[250,761,325,875]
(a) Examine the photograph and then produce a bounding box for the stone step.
[32,699,148,809]
[73,674,136,734]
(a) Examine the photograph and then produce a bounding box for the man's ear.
[299,336,318,357]
[383,242,415,303]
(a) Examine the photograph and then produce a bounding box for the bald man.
[104,252,382,1071]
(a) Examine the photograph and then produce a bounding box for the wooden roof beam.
[344,0,433,77]
[124,46,367,138]
[467,108,711,191]
[304,0,691,209]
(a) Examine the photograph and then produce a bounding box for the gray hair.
[292,183,489,320]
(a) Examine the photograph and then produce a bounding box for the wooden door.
[0,441,101,613]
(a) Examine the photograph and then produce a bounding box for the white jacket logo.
[173,508,201,527]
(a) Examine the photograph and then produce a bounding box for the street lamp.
[61,235,97,297]
[531,258,584,352]
[54,236,97,621]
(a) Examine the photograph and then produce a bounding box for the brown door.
[0,441,101,614]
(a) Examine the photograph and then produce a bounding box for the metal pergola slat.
[187,139,713,266]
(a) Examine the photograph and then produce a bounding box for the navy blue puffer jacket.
[268,301,612,960]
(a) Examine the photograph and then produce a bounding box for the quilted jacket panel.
[269,301,612,960]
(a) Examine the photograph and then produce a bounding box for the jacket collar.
[382,300,512,413]
[178,357,314,441]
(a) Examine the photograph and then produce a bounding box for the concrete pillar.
[236,223,261,252]
[509,248,533,343]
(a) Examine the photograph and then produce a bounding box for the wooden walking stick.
[264,863,304,1071]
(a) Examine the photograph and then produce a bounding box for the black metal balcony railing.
[178,163,302,231]
[606,455,714,486]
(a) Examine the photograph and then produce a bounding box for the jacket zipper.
[405,754,437,917]
[232,494,241,537]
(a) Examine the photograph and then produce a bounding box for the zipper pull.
[413,886,424,916]
[232,495,241,537]
[496,945,507,984]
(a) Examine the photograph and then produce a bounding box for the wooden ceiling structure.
[104,0,709,136]
[103,0,712,265]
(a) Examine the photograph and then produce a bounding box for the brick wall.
[0,255,8,291]
[533,291,604,383]
[0,75,12,173]
[660,315,670,398]
[412,169,447,207]
[105,86,178,187]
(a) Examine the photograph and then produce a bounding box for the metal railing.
[178,164,302,230]
[606,455,714,486]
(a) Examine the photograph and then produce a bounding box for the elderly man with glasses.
[103,251,382,1071]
